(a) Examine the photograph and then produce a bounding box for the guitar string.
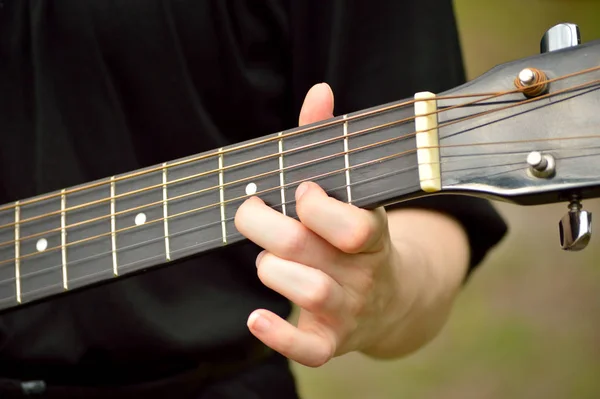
[0,76,595,255]
[2,71,599,241]
[0,63,598,218]
[0,111,420,229]
[19,142,600,289]
[2,130,600,267]
[0,88,531,228]
[0,91,492,212]
[0,149,417,266]
[3,65,598,224]
[0,165,423,288]
[1,68,598,243]
[0,138,596,289]
[0,131,418,247]
[0,74,598,249]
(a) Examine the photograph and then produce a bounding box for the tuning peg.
[541,23,581,53]
[559,197,592,251]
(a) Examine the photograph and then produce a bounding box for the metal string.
[0,70,599,270]
[0,63,598,220]
[2,129,600,268]
[0,166,422,288]
[3,135,599,288]
[0,73,598,248]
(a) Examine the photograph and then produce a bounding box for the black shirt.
[0,0,507,387]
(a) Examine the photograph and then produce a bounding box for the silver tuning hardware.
[541,23,581,53]
[559,196,592,251]
[527,151,555,178]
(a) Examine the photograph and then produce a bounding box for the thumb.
[298,83,335,126]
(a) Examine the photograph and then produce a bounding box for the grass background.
[292,1,600,398]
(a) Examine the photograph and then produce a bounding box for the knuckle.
[303,275,333,309]
[307,353,330,368]
[309,341,335,368]
[338,218,376,253]
[279,227,309,256]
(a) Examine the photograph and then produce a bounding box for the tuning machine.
[539,24,589,251]
[559,196,592,251]
[514,23,582,97]
[541,23,581,53]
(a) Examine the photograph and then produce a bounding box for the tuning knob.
[559,197,592,251]
[541,23,581,53]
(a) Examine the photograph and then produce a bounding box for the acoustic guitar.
[0,23,597,313]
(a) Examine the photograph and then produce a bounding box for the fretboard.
[0,98,422,312]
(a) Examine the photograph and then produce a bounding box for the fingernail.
[296,182,309,200]
[255,250,266,268]
[248,312,271,333]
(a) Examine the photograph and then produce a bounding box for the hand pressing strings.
[235,83,407,367]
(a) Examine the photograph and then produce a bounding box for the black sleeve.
[286,0,508,273]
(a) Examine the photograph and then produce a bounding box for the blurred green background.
[292,1,600,398]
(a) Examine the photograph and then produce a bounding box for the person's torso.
[0,0,293,384]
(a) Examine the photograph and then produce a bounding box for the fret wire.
[5,129,600,269]
[343,115,352,204]
[110,176,118,276]
[3,127,600,258]
[0,91,492,214]
[0,99,412,211]
[2,76,600,258]
[0,112,416,230]
[61,189,67,290]
[0,70,598,302]
[3,73,600,233]
[278,132,286,216]
[0,148,416,268]
[0,121,419,248]
[14,201,21,303]
[0,164,421,289]
[162,162,171,261]
[219,148,227,245]
[1,64,599,218]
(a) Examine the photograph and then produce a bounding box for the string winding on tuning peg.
[514,67,549,97]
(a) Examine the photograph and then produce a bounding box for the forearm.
[361,207,470,359]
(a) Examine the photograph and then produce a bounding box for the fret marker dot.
[135,213,147,226]
[36,238,48,252]
[245,183,257,196]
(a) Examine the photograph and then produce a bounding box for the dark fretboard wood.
[4,37,599,312]
[0,97,422,313]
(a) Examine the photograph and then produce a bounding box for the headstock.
[434,23,599,251]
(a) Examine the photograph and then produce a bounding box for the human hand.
[234,83,410,367]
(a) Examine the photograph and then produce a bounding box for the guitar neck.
[0,96,424,312]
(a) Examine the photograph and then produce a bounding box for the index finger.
[295,182,388,254]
